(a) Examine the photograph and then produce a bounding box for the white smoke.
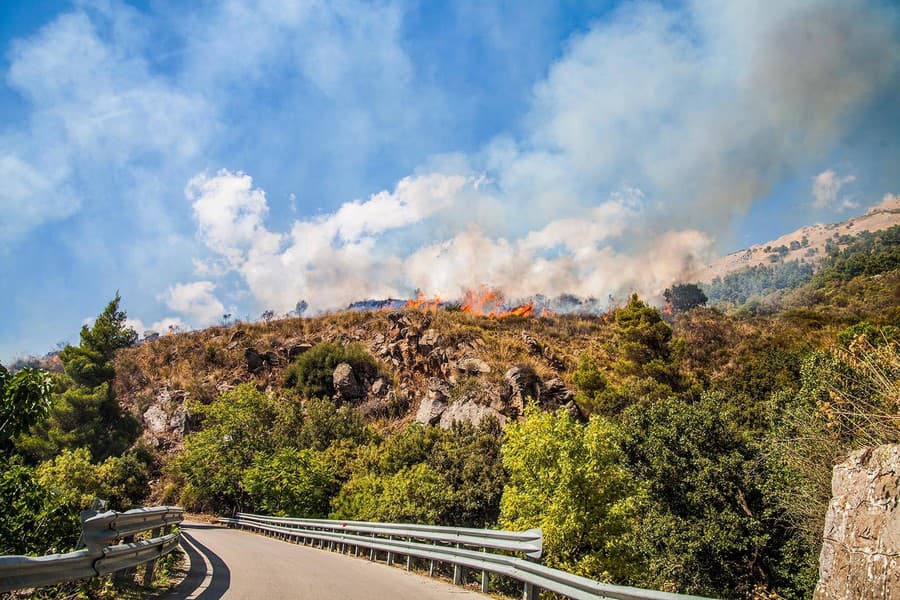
[172,0,898,318]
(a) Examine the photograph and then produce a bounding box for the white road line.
[180,533,214,599]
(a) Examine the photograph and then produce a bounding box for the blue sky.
[1,0,899,361]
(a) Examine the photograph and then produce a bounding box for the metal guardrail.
[0,505,184,592]
[221,513,711,600]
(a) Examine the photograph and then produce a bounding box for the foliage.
[705,261,814,307]
[499,409,643,583]
[620,396,775,597]
[297,397,368,451]
[332,420,507,527]
[663,283,707,313]
[764,337,900,548]
[813,225,900,284]
[17,296,141,462]
[0,456,80,555]
[283,342,378,399]
[18,382,139,462]
[36,446,152,511]
[243,448,336,517]
[330,463,453,524]
[173,385,285,512]
[0,364,53,451]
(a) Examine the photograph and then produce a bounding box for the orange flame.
[459,286,535,319]
[405,290,441,312]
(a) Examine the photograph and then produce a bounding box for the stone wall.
[814,444,899,599]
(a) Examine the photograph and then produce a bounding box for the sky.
[1,0,899,361]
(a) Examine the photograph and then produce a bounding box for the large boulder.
[333,363,366,403]
[439,400,505,429]
[814,444,899,599]
[415,378,451,425]
[457,357,491,376]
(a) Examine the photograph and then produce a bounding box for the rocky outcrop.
[439,399,505,429]
[333,363,366,403]
[814,444,899,600]
[415,378,451,425]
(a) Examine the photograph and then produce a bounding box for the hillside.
[690,194,900,282]
[4,218,898,600]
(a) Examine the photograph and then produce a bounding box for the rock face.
[814,444,899,600]
[333,363,365,403]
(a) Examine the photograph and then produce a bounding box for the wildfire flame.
[404,290,441,312]
[460,286,537,319]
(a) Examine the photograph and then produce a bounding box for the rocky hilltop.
[690,195,900,282]
[114,309,602,453]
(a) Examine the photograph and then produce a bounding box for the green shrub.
[283,342,378,399]
[243,448,336,517]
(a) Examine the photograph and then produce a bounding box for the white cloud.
[125,316,188,336]
[187,170,276,268]
[161,281,225,326]
[812,170,857,209]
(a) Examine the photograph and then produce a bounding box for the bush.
[243,448,336,517]
[283,342,378,399]
[499,409,643,583]
[0,456,80,555]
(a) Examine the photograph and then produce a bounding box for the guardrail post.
[387,535,394,566]
[481,549,488,593]
[369,534,375,560]
[429,542,435,576]
[452,543,465,585]
[406,537,411,571]
[142,527,163,585]
[523,582,537,600]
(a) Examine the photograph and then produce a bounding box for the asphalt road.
[166,523,490,599]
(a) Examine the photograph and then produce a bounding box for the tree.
[620,395,773,596]
[0,365,53,452]
[17,296,140,461]
[663,284,708,314]
[243,448,336,517]
[499,409,643,583]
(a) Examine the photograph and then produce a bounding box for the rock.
[169,405,189,434]
[285,340,313,359]
[333,363,365,403]
[419,329,440,351]
[439,400,505,429]
[370,378,388,397]
[143,404,168,434]
[244,347,265,373]
[505,366,541,402]
[414,378,451,425]
[457,357,491,375]
[541,378,574,407]
[415,396,447,425]
[814,444,899,599]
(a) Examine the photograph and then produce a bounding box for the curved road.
[166,523,490,599]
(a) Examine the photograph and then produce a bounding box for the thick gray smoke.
[179,0,899,322]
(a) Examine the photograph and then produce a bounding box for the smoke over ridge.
[179,0,900,323]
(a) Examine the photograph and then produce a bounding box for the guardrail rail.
[220,512,711,600]
[0,505,184,593]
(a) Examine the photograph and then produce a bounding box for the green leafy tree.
[330,463,453,524]
[284,342,378,399]
[174,385,283,512]
[1,365,53,452]
[620,395,774,596]
[243,448,336,517]
[36,446,152,511]
[663,283,708,314]
[499,409,643,583]
[17,296,140,461]
[0,456,80,555]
